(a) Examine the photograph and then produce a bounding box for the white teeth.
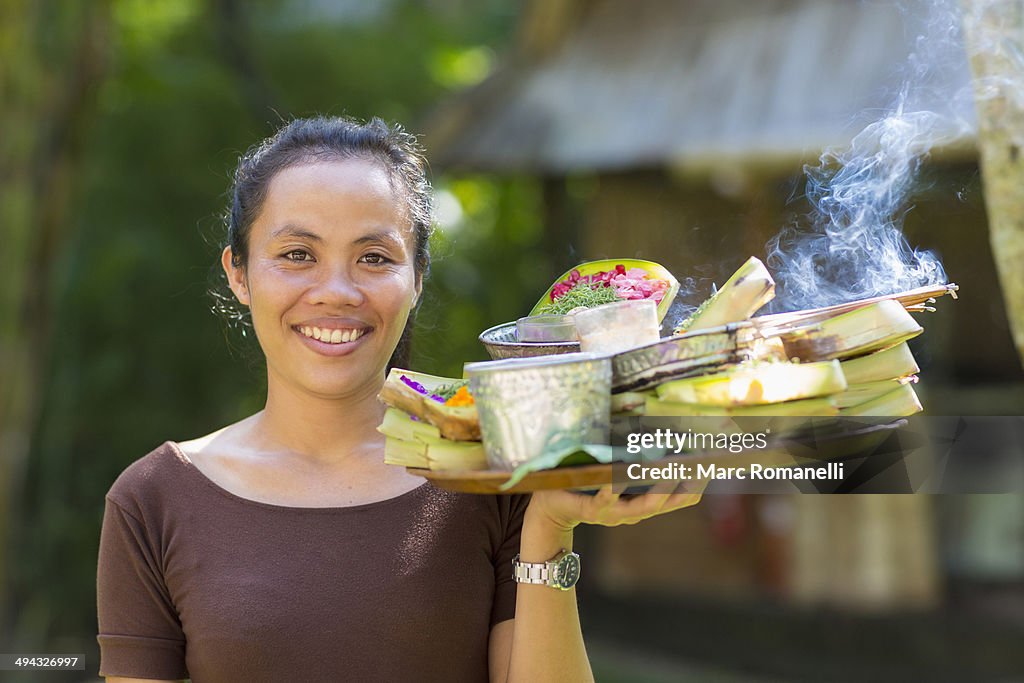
[299,326,365,344]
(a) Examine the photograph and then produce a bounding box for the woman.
[97,116,701,682]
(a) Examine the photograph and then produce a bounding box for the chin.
[302,369,385,398]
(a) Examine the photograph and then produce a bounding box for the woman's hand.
[526,479,706,533]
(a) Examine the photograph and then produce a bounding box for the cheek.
[376,271,418,319]
[246,266,304,318]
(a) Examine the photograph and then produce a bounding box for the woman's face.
[223,158,421,399]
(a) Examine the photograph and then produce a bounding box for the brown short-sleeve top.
[97,441,529,682]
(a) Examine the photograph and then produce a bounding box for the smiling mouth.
[295,325,370,345]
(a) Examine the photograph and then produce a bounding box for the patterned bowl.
[478,321,581,360]
[466,353,611,470]
[609,322,783,393]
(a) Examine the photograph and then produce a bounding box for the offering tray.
[408,420,904,494]
[408,461,611,494]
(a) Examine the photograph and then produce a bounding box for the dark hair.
[210,116,433,370]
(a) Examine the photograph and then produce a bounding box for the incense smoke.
[663,276,703,334]
[765,0,973,312]
[765,110,950,310]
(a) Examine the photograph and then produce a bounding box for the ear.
[221,246,250,307]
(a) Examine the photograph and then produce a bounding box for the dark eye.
[285,249,313,262]
[360,252,391,265]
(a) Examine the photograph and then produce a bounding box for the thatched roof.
[424,0,976,173]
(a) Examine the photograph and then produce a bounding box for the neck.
[251,371,387,464]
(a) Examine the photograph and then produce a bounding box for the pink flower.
[551,264,671,306]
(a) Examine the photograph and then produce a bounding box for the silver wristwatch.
[512,549,581,590]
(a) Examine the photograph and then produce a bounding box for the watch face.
[555,553,581,589]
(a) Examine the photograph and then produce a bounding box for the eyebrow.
[353,230,406,249]
[269,225,407,250]
[270,224,323,242]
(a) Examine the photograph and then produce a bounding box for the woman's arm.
[487,503,583,682]
[488,619,515,682]
[496,505,588,682]
[497,483,703,683]
[97,495,189,681]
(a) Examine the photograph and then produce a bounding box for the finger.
[663,492,703,511]
[668,474,708,493]
[687,477,711,495]
[648,479,680,496]
[614,488,675,518]
[610,480,677,513]
[593,484,621,509]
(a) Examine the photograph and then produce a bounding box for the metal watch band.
[511,549,580,590]
[512,555,553,584]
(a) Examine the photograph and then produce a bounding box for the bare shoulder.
[176,428,228,462]
[174,417,262,495]
[176,414,258,460]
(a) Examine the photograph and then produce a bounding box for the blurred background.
[2,0,1023,681]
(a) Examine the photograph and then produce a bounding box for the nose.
[307,263,367,308]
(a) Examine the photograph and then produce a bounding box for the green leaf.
[500,443,619,491]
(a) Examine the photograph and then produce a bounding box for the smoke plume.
[765,0,973,312]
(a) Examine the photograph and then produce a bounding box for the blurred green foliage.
[13,0,543,668]
[419,175,550,375]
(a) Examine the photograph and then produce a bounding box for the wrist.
[520,505,575,564]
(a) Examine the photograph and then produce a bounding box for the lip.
[292,325,373,357]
